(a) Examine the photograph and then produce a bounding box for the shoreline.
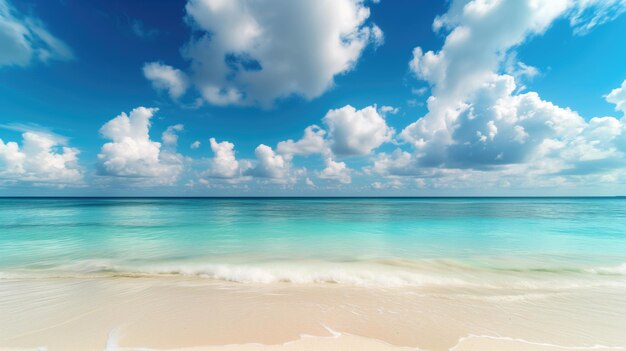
[1,277,625,351]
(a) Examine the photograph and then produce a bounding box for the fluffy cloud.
[143,62,189,99]
[276,104,395,159]
[323,105,393,156]
[190,140,201,149]
[606,79,626,115]
[0,0,73,67]
[190,103,394,186]
[245,104,394,184]
[248,144,289,179]
[0,131,81,185]
[249,104,393,184]
[162,124,184,145]
[205,137,249,179]
[147,0,381,106]
[317,157,351,184]
[395,0,626,185]
[97,107,184,184]
[276,125,327,160]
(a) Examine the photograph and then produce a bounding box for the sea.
[1,197,625,290]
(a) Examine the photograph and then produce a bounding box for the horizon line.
[0,196,624,199]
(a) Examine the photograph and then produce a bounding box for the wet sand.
[1,277,625,351]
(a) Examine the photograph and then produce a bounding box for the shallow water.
[1,197,625,288]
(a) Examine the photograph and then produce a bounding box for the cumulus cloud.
[205,137,249,179]
[606,79,626,115]
[275,104,395,160]
[190,140,201,149]
[143,62,189,99]
[317,157,351,184]
[0,131,81,185]
[146,0,381,106]
[323,105,393,156]
[237,104,394,184]
[248,144,289,180]
[162,124,184,145]
[394,0,626,186]
[97,107,184,184]
[276,125,328,160]
[187,103,394,186]
[0,0,73,67]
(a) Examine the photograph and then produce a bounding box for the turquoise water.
[1,197,626,287]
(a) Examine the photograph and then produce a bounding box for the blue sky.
[1,0,626,196]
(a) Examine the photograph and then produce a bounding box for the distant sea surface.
[1,197,626,289]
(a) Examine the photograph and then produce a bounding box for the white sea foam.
[137,263,473,288]
[3,259,626,290]
[451,334,626,350]
[587,263,626,275]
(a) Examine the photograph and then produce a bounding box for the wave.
[586,262,626,275]
[2,259,626,290]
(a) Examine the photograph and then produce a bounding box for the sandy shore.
[1,277,625,351]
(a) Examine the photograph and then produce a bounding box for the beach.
[1,198,626,350]
[2,276,625,351]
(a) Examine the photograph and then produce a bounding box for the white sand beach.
[1,277,624,351]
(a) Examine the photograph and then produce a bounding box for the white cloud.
[394,0,626,186]
[0,0,73,67]
[369,149,416,177]
[97,107,184,184]
[151,0,381,106]
[317,157,351,184]
[568,0,626,35]
[190,140,201,149]
[143,62,189,99]
[606,78,626,115]
[305,177,315,187]
[380,105,399,115]
[398,0,618,179]
[276,125,328,160]
[371,179,402,190]
[237,104,393,184]
[504,52,539,87]
[244,104,394,185]
[162,124,184,145]
[0,131,81,185]
[248,144,289,180]
[206,137,249,179]
[188,103,393,186]
[323,105,393,156]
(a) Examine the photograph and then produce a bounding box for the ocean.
[1,197,625,287]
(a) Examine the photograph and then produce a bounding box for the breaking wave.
[2,259,626,289]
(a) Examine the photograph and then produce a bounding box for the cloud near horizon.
[97,107,185,185]
[0,131,81,186]
[380,0,626,189]
[3,0,626,194]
